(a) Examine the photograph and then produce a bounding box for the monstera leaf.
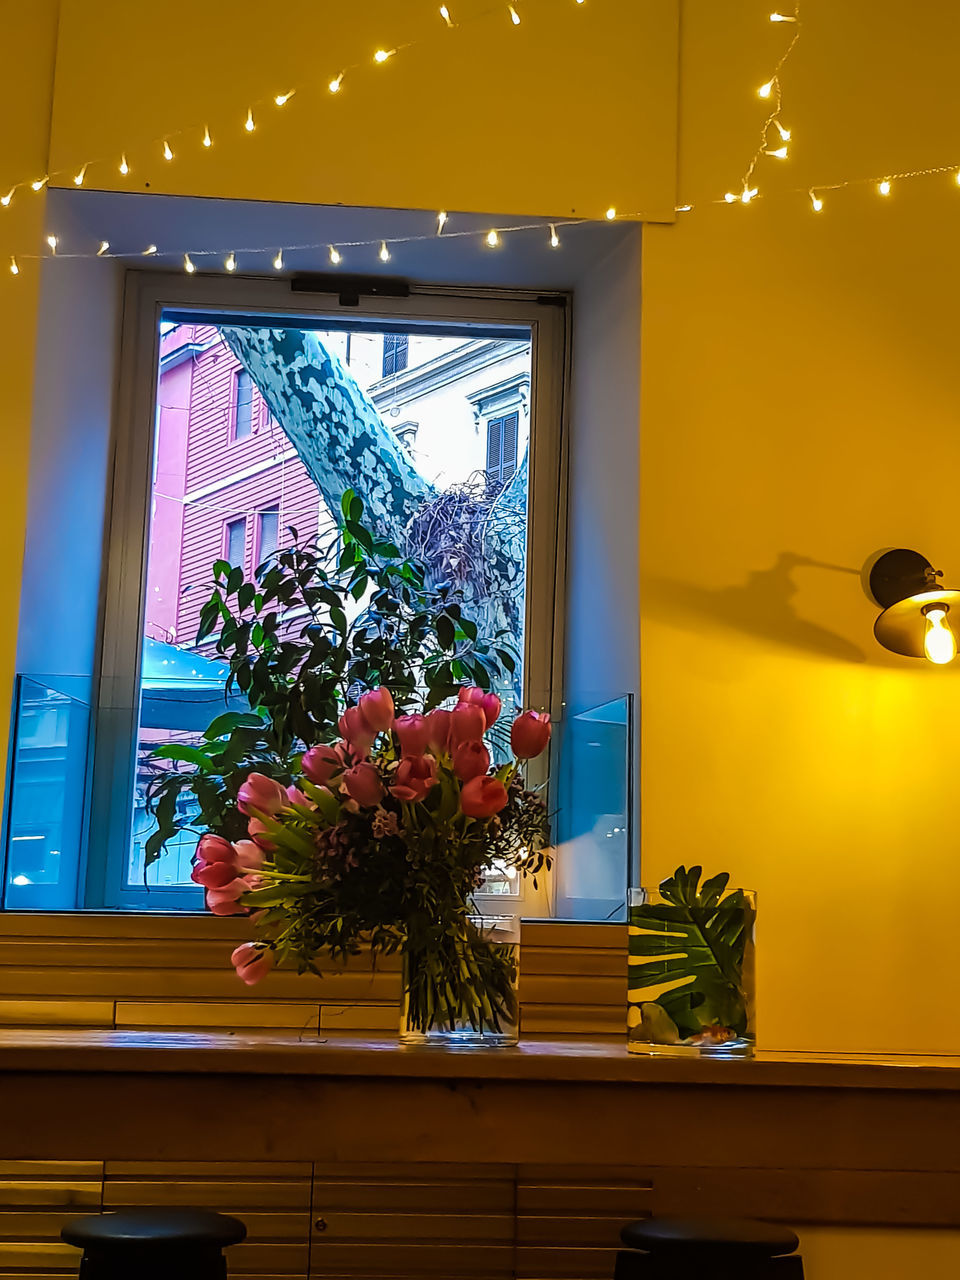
[628,865,752,1039]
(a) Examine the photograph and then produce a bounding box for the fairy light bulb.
[437,210,448,233]
[274,91,294,106]
[440,5,453,25]
[774,121,792,141]
[31,177,48,192]
[508,5,521,23]
[46,234,58,253]
[329,73,343,93]
[677,204,693,212]
[142,244,157,256]
[73,164,88,187]
[810,190,823,212]
[329,245,342,264]
[766,146,789,159]
[549,224,559,247]
[374,48,394,63]
[724,192,737,203]
[244,108,255,132]
[923,605,956,665]
[605,206,617,220]
[119,155,130,176]
[379,241,391,262]
[486,229,500,247]
[9,256,19,275]
[769,12,797,21]
[97,241,110,256]
[1,190,13,207]
[740,187,758,204]
[224,252,236,272]
[273,250,284,271]
[183,253,196,274]
[758,80,773,99]
[202,126,212,148]
[162,141,173,161]
[878,179,891,196]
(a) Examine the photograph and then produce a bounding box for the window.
[234,368,256,439]
[4,272,579,912]
[486,412,520,486]
[381,333,408,378]
[257,505,280,567]
[224,516,246,567]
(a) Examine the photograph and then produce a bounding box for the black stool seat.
[62,1209,246,1280]
[616,1216,803,1280]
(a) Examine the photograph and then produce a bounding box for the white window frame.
[86,272,569,912]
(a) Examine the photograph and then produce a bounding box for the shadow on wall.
[644,552,866,664]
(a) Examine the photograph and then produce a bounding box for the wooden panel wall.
[0,917,629,1038]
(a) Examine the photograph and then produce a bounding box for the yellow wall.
[641,0,960,1054]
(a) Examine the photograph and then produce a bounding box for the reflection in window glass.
[225,517,246,567]
[234,369,255,439]
[257,505,280,566]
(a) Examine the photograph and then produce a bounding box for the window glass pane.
[130,318,533,900]
[235,369,255,438]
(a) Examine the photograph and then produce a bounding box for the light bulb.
[119,155,130,176]
[97,241,110,256]
[605,206,617,219]
[758,80,773,99]
[9,256,19,275]
[437,210,448,233]
[73,165,88,187]
[142,244,157,256]
[224,252,236,272]
[329,245,342,264]
[723,192,738,203]
[46,234,57,253]
[1,190,13,207]
[956,170,960,186]
[440,4,453,25]
[202,126,212,147]
[508,5,521,23]
[677,204,693,212]
[162,141,173,161]
[769,12,797,20]
[244,108,255,132]
[273,250,284,270]
[329,73,343,93]
[740,187,758,204]
[31,177,48,191]
[774,121,791,141]
[810,190,823,212]
[374,48,394,63]
[878,179,891,196]
[379,241,391,262]
[274,91,294,106]
[766,146,788,159]
[183,253,196,274]
[486,229,500,247]
[923,605,956,665]
[549,223,559,247]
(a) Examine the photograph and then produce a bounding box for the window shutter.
[501,412,519,481]
[486,417,503,479]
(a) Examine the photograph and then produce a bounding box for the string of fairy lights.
[3,0,599,278]
[675,6,960,217]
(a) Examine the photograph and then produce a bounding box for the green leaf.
[149,744,218,770]
[226,566,245,595]
[212,559,231,580]
[203,711,265,739]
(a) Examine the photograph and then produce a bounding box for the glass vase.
[627,881,756,1057]
[400,915,520,1047]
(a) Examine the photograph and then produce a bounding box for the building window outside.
[234,369,256,439]
[224,516,246,568]
[382,333,408,378]
[257,505,280,567]
[486,411,520,486]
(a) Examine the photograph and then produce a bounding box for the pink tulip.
[511,710,552,759]
[359,686,395,733]
[193,860,239,889]
[425,708,452,754]
[458,686,502,729]
[206,879,247,916]
[460,775,509,819]
[301,743,344,786]
[234,839,265,872]
[391,754,437,803]
[394,713,431,758]
[285,784,312,809]
[231,942,276,986]
[247,816,277,851]
[339,706,375,754]
[449,702,486,746]
[195,833,235,864]
[452,739,491,782]
[237,772,287,817]
[342,761,384,808]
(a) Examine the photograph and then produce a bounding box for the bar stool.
[62,1208,247,1280]
[615,1216,804,1280]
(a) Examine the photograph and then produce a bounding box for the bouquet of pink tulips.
[192,684,552,1036]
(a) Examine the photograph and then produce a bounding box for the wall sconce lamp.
[868,548,960,665]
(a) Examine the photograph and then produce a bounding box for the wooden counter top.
[3,1027,960,1090]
